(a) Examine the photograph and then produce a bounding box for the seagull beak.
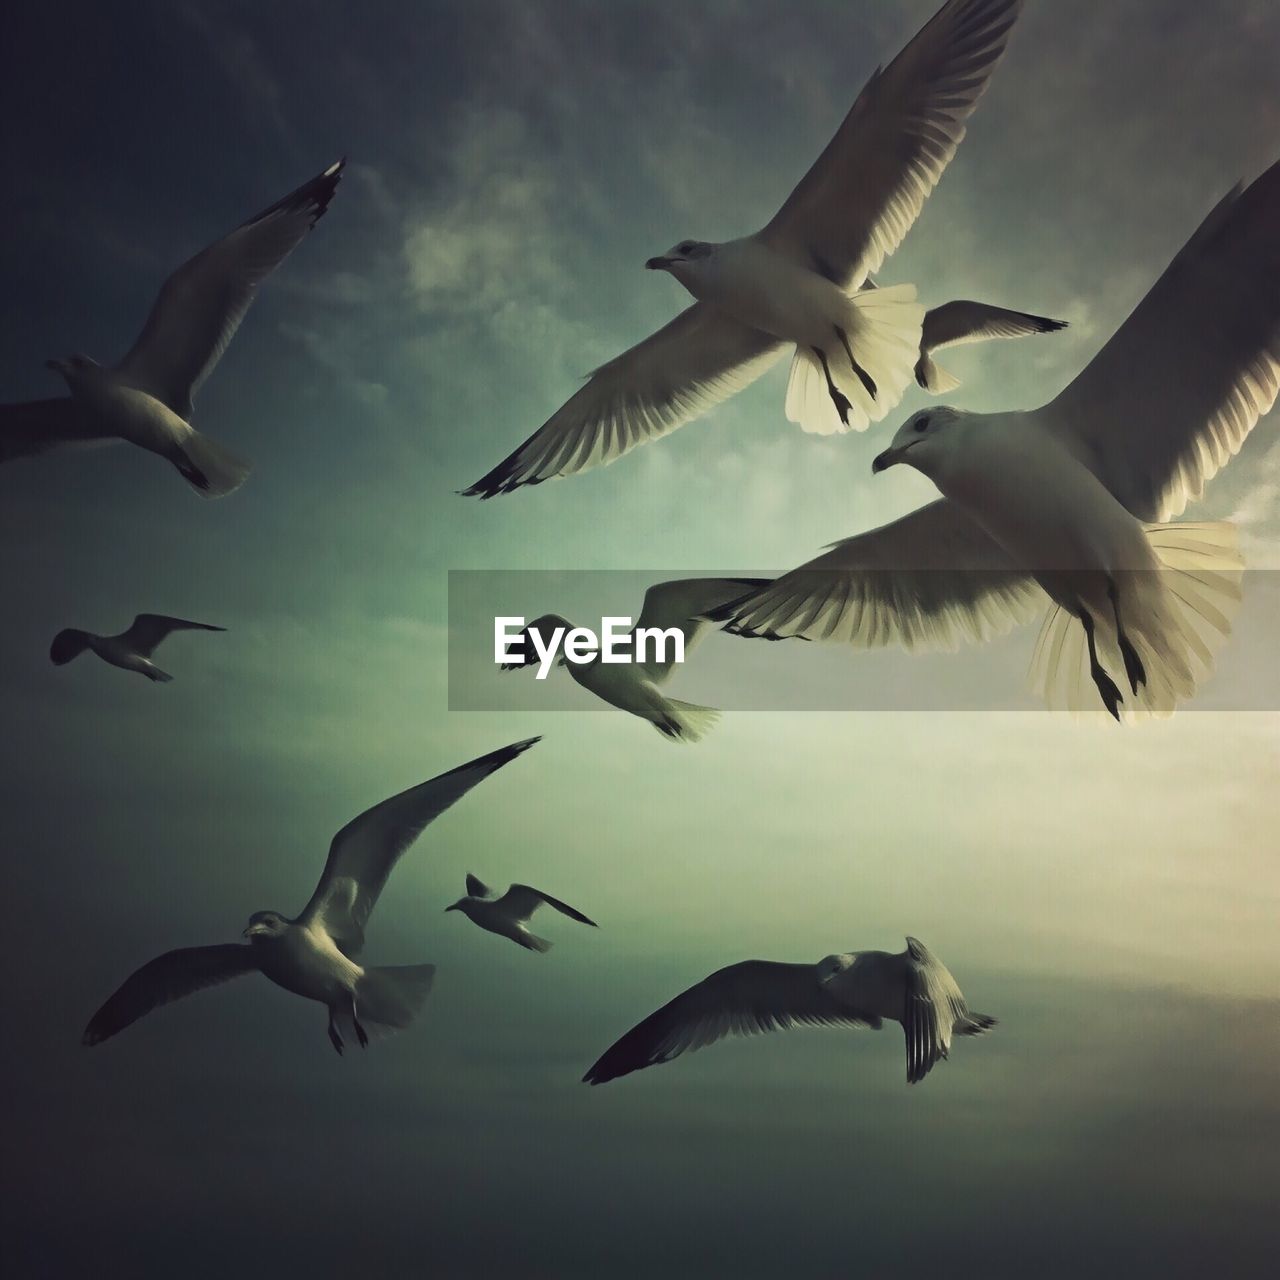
[872,445,906,474]
[242,924,265,937]
[645,256,671,271]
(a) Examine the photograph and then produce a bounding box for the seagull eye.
[914,416,930,433]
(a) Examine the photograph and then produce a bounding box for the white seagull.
[446,874,598,952]
[50,613,224,683]
[717,158,1280,719]
[1,159,345,497]
[500,577,772,742]
[914,299,1067,393]
[83,738,539,1053]
[584,937,995,1086]
[464,0,1047,497]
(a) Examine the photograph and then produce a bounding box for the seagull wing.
[82,944,259,1046]
[632,577,773,680]
[461,304,783,496]
[922,301,1067,353]
[1047,158,1280,521]
[123,614,226,656]
[297,737,540,956]
[713,499,1044,650]
[465,873,493,899]
[114,159,345,418]
[499,884,597,927]
[757,0,1023,288]
[583,960,872,1085]
[901,936,976,1084]
[0,398,117,460]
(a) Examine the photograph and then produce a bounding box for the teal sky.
[2,1,1279,1275]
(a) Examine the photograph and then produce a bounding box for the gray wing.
[758,0,1023,288]
[714,500,1044,651]
[1048,158,1280,521]
[632,577,773,681]
[500,884,597,926]
[0,398,116,461]
[583,960,872,1085]
[83,944,259,1046]
[123,614,226,656]
[465,873,493,899]
[902,936,976,1084]
[921,301,1067,353]
[114,159,345,418]
[297,737,540,956]
[461,304,783,496]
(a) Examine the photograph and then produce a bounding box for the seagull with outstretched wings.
[447,874,597,952]
[50,613,225,683]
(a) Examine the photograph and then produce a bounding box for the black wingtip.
[1036,316,1069,334]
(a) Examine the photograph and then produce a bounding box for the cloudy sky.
[2,1,1278,1276]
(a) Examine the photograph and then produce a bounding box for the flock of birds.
[5,0,1279,1087]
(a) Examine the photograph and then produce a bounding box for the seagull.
[583,937,995,1087]
[915,299,1067,393]
[0,159,345,497]
[463,0,1048,497]
[500,577,772,742]
[716,158,1280,719]
[49,613,224,683]
[82,738,539,1053]
[446,874,597,952]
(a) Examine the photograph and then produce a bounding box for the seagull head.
[444,899,473,916]
[872,407,964,478]
[817,953,855,986]
[243,910,290,940]
[645,240,715,282]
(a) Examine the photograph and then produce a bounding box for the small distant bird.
[1,159,345,497]
[463,0,1057,496]
[83,738,539,1053]
[718,157,1280,718]
[50,613,224,682]
[584,937,995,1087]
[501,577,770,742]
[915,299,1067,393]
[446,874,597,952]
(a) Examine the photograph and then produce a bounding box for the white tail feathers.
[174,429,252,498]
[914,352,962,395]
[785,283,924,434]
[653,697,721,743]
[355,964,437,1033]
[1029,522,1243,719]
[517,930,553,953]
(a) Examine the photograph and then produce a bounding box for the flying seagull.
[50,613,225,683]
[584,937,995,1086]
[716,157,1280,718]
[446,874,597,952]
[0,158,345,497]
[500,577,771,742]
[83,737,540,1053]
[915,299,1067,393]
[463,0,1055,497]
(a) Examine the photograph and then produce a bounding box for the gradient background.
[2,2,1278,1276]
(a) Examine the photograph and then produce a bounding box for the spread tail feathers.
[653,697,721,743]
[173,430,252,499]
[517,931,553,953]
[354,964,437,1033]
[785,283,923,435]
[1029,522,1243,718]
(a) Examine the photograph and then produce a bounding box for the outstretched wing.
[583,960,871,1085]
[922,301,1067,353]
[461,305,782,496]
[1048,158,1280,521]
[714,500,1044,651]
[83,944,259,1046]
[115,159,345,418]
[499,884,597,926]
[0,397,115,461]
[632,577,773,680]
[758,0,1023,288]
[298,738,540,956]
[123,614,225,656]
[465,873,492,899]
[901,936,979,1084]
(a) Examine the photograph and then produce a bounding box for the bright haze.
[2,2,1278,1277]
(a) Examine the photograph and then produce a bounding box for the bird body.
[248,916,363,1006]
[583,937,994,1086]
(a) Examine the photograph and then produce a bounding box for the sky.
[2,1,1279,1276]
